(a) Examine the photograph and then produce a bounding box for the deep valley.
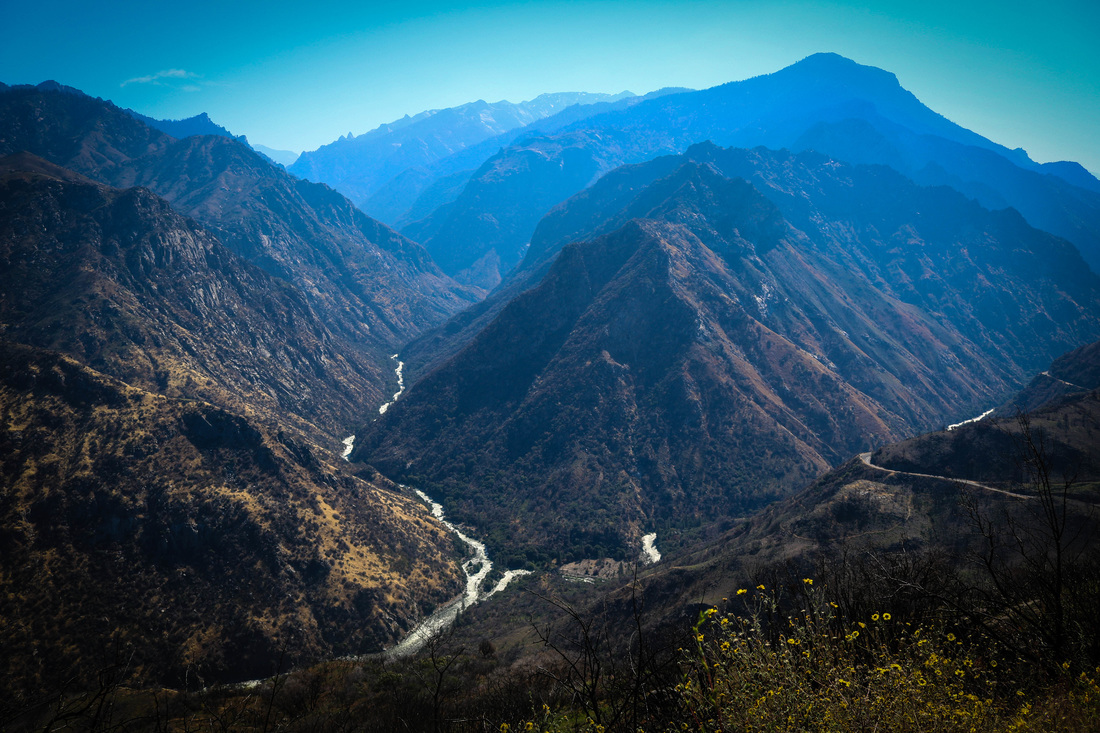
[2,48,1099,732]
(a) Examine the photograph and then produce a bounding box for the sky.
[4,0,1099,174]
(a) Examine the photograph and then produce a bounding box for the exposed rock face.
[0,83,480,410]
[0,156,377,439]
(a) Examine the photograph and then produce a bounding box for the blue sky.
[4,0,1099,174]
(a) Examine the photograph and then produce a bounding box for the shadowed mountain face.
[0,83,479,395]
[403,130,640,289]
[402,53,1100,289]
[354,148,1100,558]
[871,338,1100,489]
[289,92,635,213]
[989,338,1100,417]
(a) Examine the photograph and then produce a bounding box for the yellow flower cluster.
[665,583,1100,733]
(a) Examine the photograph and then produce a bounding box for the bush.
[670,580,1100,732]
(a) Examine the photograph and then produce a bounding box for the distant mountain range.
[124,108,244,142]
[125,108,300,167]
[251,142,299,167]
[288,91,638,214]
[365,53,1100,289]
[353,143,1100,558]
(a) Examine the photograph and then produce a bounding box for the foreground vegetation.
[7,558,1099,732]
[5,415,1097,732]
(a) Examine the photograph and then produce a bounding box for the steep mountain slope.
[455,345,1100,666]
[793,116,1100,272]
[118,134,475,345]
[0,156,469,694]
[876,338,1100,485]
[0,83,478,390]
[0,154,383,438]
[401,138,1100,384]
[991,339,1100,416]
[354,149,1100,559]
[290,92,634,211]
[0,341,462,694]
[404,53,1100,288]
[402,129,641,289]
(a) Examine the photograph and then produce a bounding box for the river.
[378,354,405,415]
[641,532,661,564]
[386,488,530,657]
[947,408,995,431]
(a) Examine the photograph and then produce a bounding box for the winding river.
[378,354,405,415]
[386,489,530,657]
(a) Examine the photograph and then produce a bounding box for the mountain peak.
[35,80,87,96]
[783,52,901,88]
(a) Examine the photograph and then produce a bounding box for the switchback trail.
[858,452,1032,500]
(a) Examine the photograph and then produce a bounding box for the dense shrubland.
[7,542,1099,732]
[5,414,1097,732]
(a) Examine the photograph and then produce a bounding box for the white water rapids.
[947,408,995,431]
[641,532,661,564]
[378,354,405,415]
[340,356,404,463]
[336,356,529,656]
[386,489,530,657]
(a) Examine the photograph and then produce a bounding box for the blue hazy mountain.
[361,87,693,227]
[402,53,1100,289]
[354,144,1100,557]
[124,108,300,167]
[288,91,635,211]
[251,142,300,167]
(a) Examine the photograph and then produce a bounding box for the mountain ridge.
[399,53,1100,288]
[289,91,637,211]
[354,144,1100,558]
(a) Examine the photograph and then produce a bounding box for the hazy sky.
[4,0,1099,174]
